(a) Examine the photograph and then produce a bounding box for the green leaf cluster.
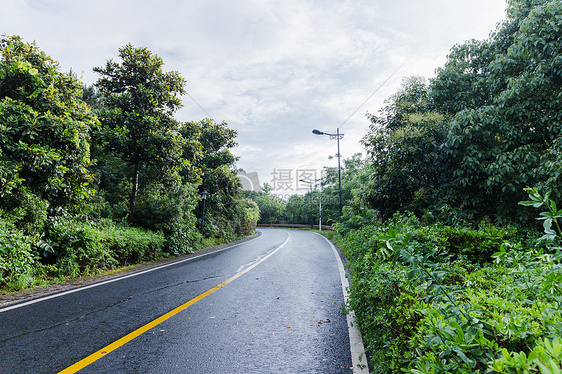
[336,210,562,373]
[0,35,97,211]
[42,216,165,278]
[361,0,562,224]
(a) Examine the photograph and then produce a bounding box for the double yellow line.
[59,233,290,374]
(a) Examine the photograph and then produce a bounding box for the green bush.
[232,198,260,237]
[201,198,259,241]
[0,225,36,287]
[336,211,558,373]
[134,183,198,234]
[42,215,165,277]
[166,217,202,256]
[0,188,49,235]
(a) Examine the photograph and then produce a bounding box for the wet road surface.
[0,229,368,373]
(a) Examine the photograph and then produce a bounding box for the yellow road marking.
[58,233,290,374]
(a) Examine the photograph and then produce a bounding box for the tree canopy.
[93,44,187,223]
[0,35,97,215]
[360,0,562,224]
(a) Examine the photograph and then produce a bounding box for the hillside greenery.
[0,36,258,292]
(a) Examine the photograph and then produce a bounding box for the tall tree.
[361,77,450,219]
[93,44,186,224]
[0,35,97,211]
[195,118,240,203]
[432,0,562,220]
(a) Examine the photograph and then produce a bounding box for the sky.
[2,0,508,197]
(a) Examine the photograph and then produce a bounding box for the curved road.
[0,229,368,373]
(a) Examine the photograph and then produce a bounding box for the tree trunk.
[128,160,140,224]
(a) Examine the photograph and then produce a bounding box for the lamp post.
[200,190,208,241]
[299,179,314,229]
[312,128,344,218]
[318,193,322,231]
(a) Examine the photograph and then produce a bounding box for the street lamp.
[299,179,314,229]
[200,190,208,241]
[312,128,344,218]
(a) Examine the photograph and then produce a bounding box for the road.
[0,228,368,373]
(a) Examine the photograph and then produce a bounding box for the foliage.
[0,225,36,287]
[202,198,259,240]
[336,189,562,374]
[195,118,240,205]
[42,215,165,277]
[233,198,260,236]
[433,0,562,222]
[321,153,369,225]
[285,194,310,225]
[519,187,562,243]
[0,188,49,234]
[245,184,287,224]
[361,77,452,220]
[166,216,202,256]
[133,182,199,234]
[357,0,562,225]
[0,35,97,211]
[94,44,187,224]
[491,338,562,374]
[0,37,253,293]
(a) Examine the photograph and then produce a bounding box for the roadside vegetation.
[320,0,562,372]
[0,36,258,293]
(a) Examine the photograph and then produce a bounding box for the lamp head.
[312,129,323,135]
[201,190,208,200]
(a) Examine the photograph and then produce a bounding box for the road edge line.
[0,233,263,313]
[316,233,370,374]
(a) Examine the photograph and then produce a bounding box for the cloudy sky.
[2,0,507,195]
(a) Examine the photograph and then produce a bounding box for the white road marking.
[316,232,370,374]
[0,235,262,313]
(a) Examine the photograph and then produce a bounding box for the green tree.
[93,44,187,224]
[361,77,450,220]
[247,184,287,224]
[432,0,562,221]
[194,118,240,211]
[0,35,97,217]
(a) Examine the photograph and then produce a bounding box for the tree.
[0,35,97,216]
[361,77,450,219]
[194,118,240,209]
[285,194,308,224]
[247,184,287,224]
[431,0,562,221]
[93,44,187,224]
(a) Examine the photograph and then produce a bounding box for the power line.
[338,62,404,130]
[185,91,213,120]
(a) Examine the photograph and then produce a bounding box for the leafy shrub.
[0,225,36,287]
[42,215,165,278]
[0,188,48,235]
[491,338,562,373]
[201,198,259,241]
[336,210,558,373]
[165,216,201,256]
[232,198,260,236]
[134,183,198,234]
[43,216,115,277]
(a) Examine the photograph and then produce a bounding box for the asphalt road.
[0,228,368,373]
